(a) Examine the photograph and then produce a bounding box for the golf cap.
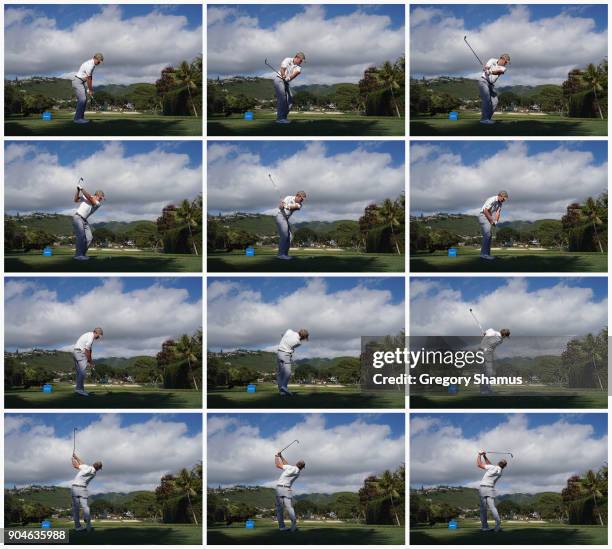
[298,329,309,340]
[498,190,509,198]
[93,53,104,61]
[296,191,307,199]
[499,53,510,63]
[295,52,306,61]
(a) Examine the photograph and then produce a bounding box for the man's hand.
[77,185,83,191]
[479,449,487,456]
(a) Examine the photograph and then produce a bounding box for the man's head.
[294,52,306,65]
[93,327,104,339]
[500,329,510,338]
[498,53,510,66]
[296,460,306,470]
[497,190,509,203]
[93,53,104,65]
[295,191,306,204]
[93,461,103,471]
[498,459,508,469]
[298,329,309,341]
[94,190,105,202]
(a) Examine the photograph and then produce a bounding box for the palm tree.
[379,198,403,255]
[581,197,605,253]
[174,60,200,117]
[176,199,200,256]
[376,61,402,118]
[175,334,200,390]
[581,469,605,526]
[175,468,199,525]
[580,64,605,120]
[376,470,402,526]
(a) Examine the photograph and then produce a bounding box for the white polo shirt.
[278,329,302,354]
[72,464,97,487]
[482,58,507,85]
[279,57,301,81]
[277,464,301,487]
[76,59,96,80]
[75,196,101,220]
[280,195,301,218]
[480,195,503,215]
[480,463,503,487]
[480,328,503,353]
[75,332,95,351]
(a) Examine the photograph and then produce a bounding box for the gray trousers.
[478,213,492,256]
[275,486,296,529]
[73,350,88,392]
[274,78,292,120]
[276,212,291,256]
[72,78,88,121]
[480,350,494,392]
[478,80,498,121]
[73,214,93,257]
[71,485,91,527]
[479,486,500,529]
[277,351,292,395]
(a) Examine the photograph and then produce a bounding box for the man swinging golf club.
[479,53,510,124]
[274,450,305,532]
[73,182,105,260]
[479,327,510,394]
[477,450,507,532]
[277,191,306,260]
[273,52,305,124]
[479,190,508,260]
[72,53,104,124]
[73,327,103,396]
[71,452,103,532]
[277,328,309,396]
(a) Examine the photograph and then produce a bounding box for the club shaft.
[464,37,484,66]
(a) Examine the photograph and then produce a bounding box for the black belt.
[75,76,86,82]
[75,213,88,221]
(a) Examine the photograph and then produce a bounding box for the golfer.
[277,191,306,260]
[477,450,507,532]
[479,53,510,124]
[274,450,306,532]
[274,52,305,124]
[479,327,510,394]
[73,184,105,260]
[277,328,309,396]
[72,53,104,124]
[71,452,103,532]
[479,191,508,260]
[73,328,103,396]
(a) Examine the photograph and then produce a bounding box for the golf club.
[463,35,484,66]
[279,439,299,454]
[268,173,283,198]
[264,58,290,108]
[73,428,77,454]
[469,308,484,333]
[485,450,514,458]
[264,58,283,79]
[77,177,84,192]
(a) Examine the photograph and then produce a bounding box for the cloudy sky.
[5,4,202,83]
[5,141,202,222]
[208,4,404,84]
[5,413,202,493]
[5,277,202,356]
[411,413,607,494]
[208,413,404,494]
[410,277,607,338]
[208,277,405,358]
[208,141,404,221]
[411,4,608,86]
[410,141,608,221]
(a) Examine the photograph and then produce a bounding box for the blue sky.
[413,277,608,303]
[6,4,202,29]
[210,141,404,168]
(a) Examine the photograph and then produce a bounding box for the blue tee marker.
[42,111,52,121]
[42,384,53,393]
[244,111,254,120]
[41,520,52,529]
[247,384,256,393]
[448,248,457,257]
[448,384,458,394]
[449,111,458,120]
[42,246,53,256]
[448,519,458,529]
[246,246,255,256]
[245,519,255,529]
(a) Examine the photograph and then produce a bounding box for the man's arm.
[80,189,99,206]
[86,75,93,95]
[483,208,495,225]
[287,69,300,83]
[495,210,501,222]
[275,452,288,469]
[72,454,82,469]
[477,451,491,469]
[74,188,81,203]
[85,349,93,364]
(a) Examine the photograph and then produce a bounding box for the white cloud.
[5,278,202,356]
[208,414,404,493]
[208,278,405,357]
[207,5,404,84]
[5,5,202,84]
[5,414,202,493]
[5,142,201,222]
[411,5,607,85]
[410,142,607,221]
[411,414,607,494]
[207,142,404,221]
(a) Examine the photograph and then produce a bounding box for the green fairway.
[5,383,201,409]
[208,383,405,409]
[208,112,404,136]
[6,247,201,273]
[5,522,201,545]
[411,522,607,545]
[410,386,607,409]
[5,112,201,136]
[410,112,607,137]
[208,521,404,545]
[410,248,606,273]
[208,249,404,273]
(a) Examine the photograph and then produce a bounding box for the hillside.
[209,351,358,374]
[412,214,560,237]
[208,486,358,509]
[209,214,358,237]
[5,350,154,373]
[411,487,562,509]
[6,486,154,509]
